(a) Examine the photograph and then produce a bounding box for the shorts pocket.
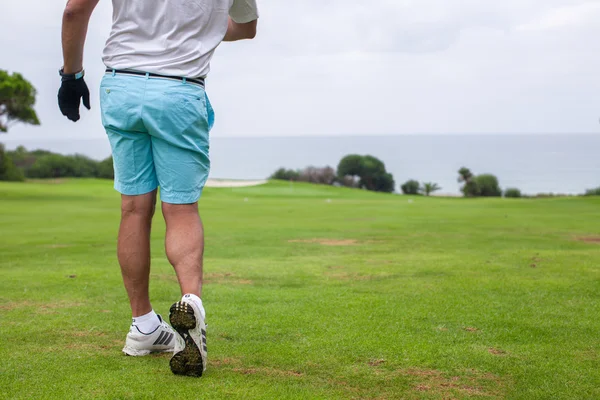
[99,80,142,132]
[159,87,210,140]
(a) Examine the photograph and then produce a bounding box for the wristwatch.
[59,68,85,81]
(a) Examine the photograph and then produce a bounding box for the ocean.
[4,134,600,195]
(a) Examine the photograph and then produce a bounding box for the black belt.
[105,68,205,87]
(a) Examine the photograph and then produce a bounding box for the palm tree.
[457,167,473,184]
[420,182,442,196]
[458,167,479,197]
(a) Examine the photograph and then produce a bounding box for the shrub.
[338,175,359,188]
[584,187,600,196]
[420,182,442,196]
[461,181,480,197]
[474,174,502,197]
[401,180,420,195]
[0,144,25,182]
[97,157,114,179]
[270,168,300,181]
[371,172,395,193]
[458,167,479,197]
[337,155,365,179]
[338,154,394,193]
[504,188,522,198]
[26,154,98,179]
[299,166,336,185]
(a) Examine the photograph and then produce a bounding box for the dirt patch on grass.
[288,239,358,246]
[325,272,395,282]
[368,359,386,367]
[488,348,508,356]
[65,342,111,352]
[232,367,304,377]
[464,327,480,332]
[212,357,242,367]
[403,368,506,398]
[0,300,85,312]
[328,367,506,399]
[576,236,600,244]
[72,330,106,338]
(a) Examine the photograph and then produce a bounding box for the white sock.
[132,310,160,334]
[182,293,206,320]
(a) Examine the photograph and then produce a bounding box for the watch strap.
[59,68,85,81]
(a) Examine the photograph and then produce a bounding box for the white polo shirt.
[102,0,258,78]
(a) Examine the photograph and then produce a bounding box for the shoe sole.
[169,301,204,377]
[122,347,173,357]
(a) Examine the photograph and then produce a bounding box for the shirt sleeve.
[229,0,259,24]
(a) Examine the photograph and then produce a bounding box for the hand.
[58,78,90,122]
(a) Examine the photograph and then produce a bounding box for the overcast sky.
[2,0,600,143]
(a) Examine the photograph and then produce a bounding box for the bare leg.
[118,190,157,317]
[162,202,204,297]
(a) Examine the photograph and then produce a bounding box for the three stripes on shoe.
[153,331,174,346]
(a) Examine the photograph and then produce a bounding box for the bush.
[337,155,365,179]
[337,154,394,193]
[473,174,502,197]
[461,181,480,197]
[584,187,600,196]
[299,166,336,185]
[4,146,116,180]
[27,154,98,179]
[269,168,300,181]
[0,144,25,182]
[338,175,359,188]
[371,172,395,193]
[401,180,420,195]
[420,182,442,196]
[97,156,114,179]
[504,188,522,198]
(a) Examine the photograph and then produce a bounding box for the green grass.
[1,179,599,399]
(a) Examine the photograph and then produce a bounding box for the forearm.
[61,0,98,73]
[223,17,257,42]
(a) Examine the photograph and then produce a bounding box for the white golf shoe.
[122,315,176,356]
[169,297,207,377]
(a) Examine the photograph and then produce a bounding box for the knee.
[161,202,198,218]
[121,195,156,220]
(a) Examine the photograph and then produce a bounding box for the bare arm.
[223,17,257,42]
[62,0,99,73]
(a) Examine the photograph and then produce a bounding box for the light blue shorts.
[100,73,214,204]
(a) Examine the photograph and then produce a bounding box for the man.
[58,0,258,377]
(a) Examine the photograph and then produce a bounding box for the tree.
[458,167,479,197]
[270,168,300,181]
[0,144,25,181]
[0,70,40,132]
[504,188,522,198]
[584,187,600,196]
[337,154,364,181]
[299,166,336,185]
[337,155,394,193]
[372,172,395,193]
[97,157,114,179]
[474,174,501,197]
[420,182,441,196]
[401,180,420,195]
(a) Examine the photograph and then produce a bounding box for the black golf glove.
[58,76,90,122]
